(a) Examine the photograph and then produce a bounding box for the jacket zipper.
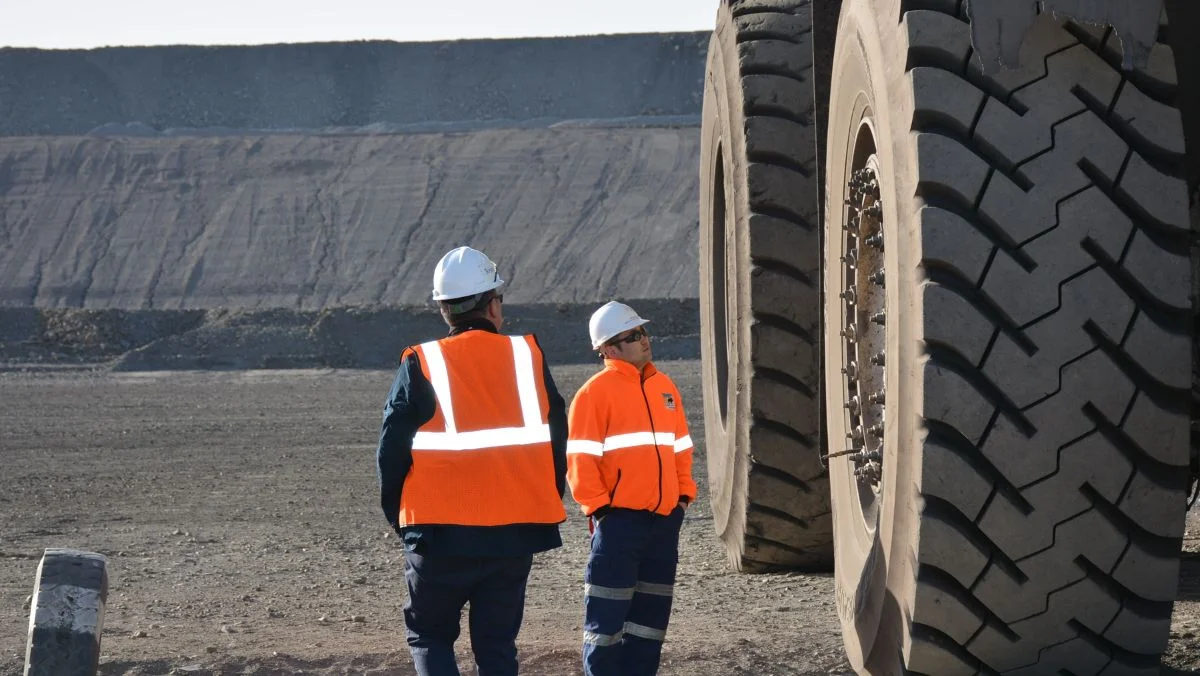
[640,373,664,513]
[609,469,623,503]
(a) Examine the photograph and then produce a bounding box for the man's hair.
[438,290,498,325]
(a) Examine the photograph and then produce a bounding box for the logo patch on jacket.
[662,393,676,410]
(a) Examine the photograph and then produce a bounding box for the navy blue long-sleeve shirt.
[376,319,568,557]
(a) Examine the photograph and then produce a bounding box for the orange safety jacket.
[398,331,568,528]
[566,359,697,517]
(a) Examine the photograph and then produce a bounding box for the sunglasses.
[609,327,648,346]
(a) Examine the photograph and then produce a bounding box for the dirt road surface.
[2,361,1199,675]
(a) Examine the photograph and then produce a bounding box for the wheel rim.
[840,125,887,531]
[710,143,731,428]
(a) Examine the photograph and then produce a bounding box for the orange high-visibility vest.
[398,331,567,527]
[566,359,697,517]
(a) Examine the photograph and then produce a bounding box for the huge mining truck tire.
[699,0,833,573]
[823,1,1193,673]
[24,548,109,676]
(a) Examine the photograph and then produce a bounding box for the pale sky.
[0,0,721,49]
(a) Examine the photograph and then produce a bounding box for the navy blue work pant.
[402,550,534,676]
[582,506,685,676]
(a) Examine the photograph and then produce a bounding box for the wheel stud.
[845,396,860,414]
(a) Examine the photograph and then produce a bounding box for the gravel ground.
[1,362,1198,675]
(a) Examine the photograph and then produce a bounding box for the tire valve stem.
[870,311,886,326]
[870,351,885,366]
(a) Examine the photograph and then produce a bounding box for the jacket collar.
[448,318,499,336]
[603,358,657,382]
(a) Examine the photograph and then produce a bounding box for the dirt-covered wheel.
[698,0,832,573]
[824,1,1193,673]
[24,548,109,676]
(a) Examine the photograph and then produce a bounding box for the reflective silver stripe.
[634,581,674,597]
[420,341,456,433]
[567,440,604,456]
[570,432,680,455]
[413,337,548,451]
[584,583,635,600]
[623,622,666,642]
[602,431,676,452]
[510,336,543,428]
[583,629,624,646]
[413,424,551,451]
[673,435,693,453]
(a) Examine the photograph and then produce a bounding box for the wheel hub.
[841,164,886,493]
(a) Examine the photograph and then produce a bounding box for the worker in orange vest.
[375,246,568,676]
[565,301,698,676]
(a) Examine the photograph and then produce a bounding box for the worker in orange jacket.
[566,301,698,676]
[376,246,568,676]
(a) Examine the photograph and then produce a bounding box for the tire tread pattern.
[904,7,1191,674]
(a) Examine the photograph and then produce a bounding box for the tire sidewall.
[699,8,753,554]
[824,0,915,669]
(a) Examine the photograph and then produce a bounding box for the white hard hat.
[589,301,650,349]
[431,246,505,301]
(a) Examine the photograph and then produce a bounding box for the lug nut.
[867,423,884,438]
[870,312,886,326]
[869,270,885,287]
[870,351,885,366]
[868,389,885,405]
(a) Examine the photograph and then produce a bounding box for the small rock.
[205,646,217,654]
[132,630,148,638]
[220,624,234,634]
[318,615,329,623]
[173,529,182,535]
[351,615,365,623]
[353,576,367,585]
[22,595,31,610]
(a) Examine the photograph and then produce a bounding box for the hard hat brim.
[431,277,505,301]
